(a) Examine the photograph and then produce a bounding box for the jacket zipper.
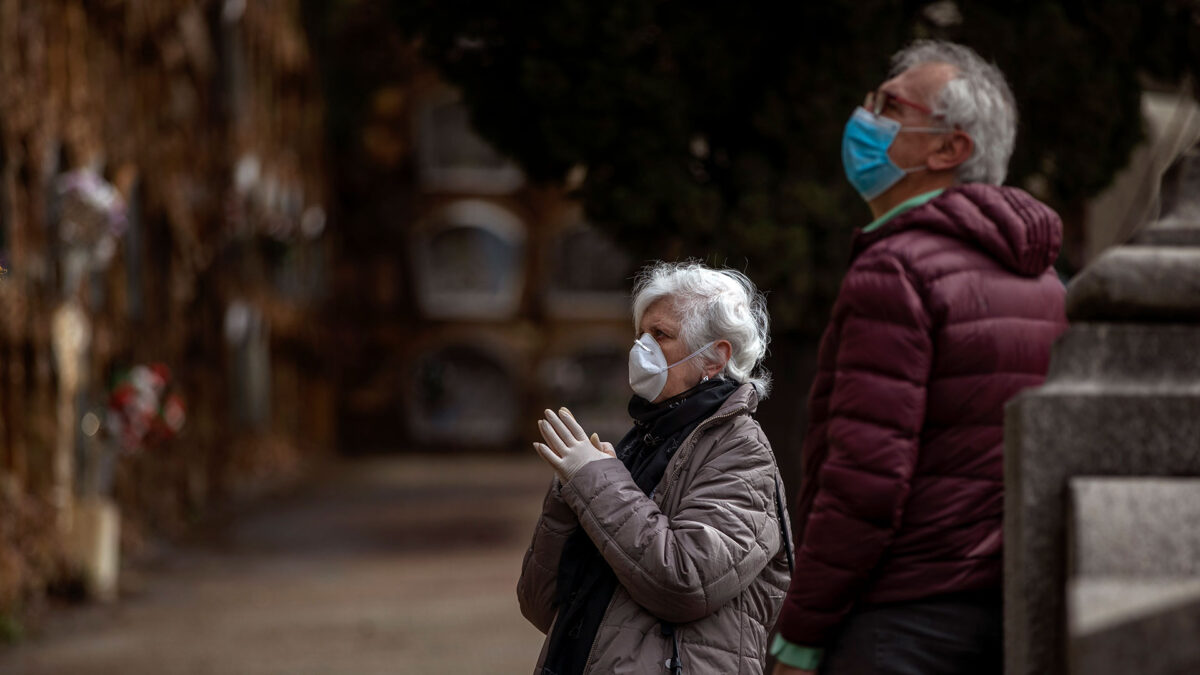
[580,401,749,674]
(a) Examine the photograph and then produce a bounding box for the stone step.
[1069,477,1200,577]
[1067,245,1200,321]
[1069,577,1200,674]
[1040,323,1200,386]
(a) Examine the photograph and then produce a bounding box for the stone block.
[1004,323,1200,675]
[1041,324,1200,386]
[1069,477,1200,577]
[1069,577,1200,675]
[1066,246,1200,321]
[1135,217,1200,247]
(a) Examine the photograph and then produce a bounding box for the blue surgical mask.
[841,107,944,201]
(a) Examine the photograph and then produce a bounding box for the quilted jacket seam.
[827,411,919,436]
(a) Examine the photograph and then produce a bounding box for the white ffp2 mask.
[628,333,714,401]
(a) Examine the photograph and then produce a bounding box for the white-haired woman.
[518,261,793,675]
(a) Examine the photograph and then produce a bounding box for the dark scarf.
[541,378,739,675]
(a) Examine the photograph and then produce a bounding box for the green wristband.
[770,634,823,670]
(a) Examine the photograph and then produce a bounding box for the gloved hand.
[534,407,615,483]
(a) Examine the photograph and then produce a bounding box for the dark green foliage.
[391,0,1200,331]
[0,611,22,644]
[946,1,1179,211]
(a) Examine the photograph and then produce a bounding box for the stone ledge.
[1069,577,1200,674]
[1004,390,1200,675]
[1067,246,1200,321]
[1044,324,1200,385]
[1069,477,1200,577]
[1134,219,1200,247]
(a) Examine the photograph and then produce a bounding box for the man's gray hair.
[891,40,1017,185]
[631,261,772,399]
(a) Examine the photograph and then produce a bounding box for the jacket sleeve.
[516,476,579,634]
[776,253,932,647]
[559,429,782,625]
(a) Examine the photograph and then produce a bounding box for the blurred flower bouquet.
[56,169,127,245]
[55,169,127,292]
[105,363,186,453]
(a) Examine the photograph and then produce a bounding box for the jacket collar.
[850,183,1063,278]
[714,382,758,418]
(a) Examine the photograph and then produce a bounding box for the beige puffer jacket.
[518,384,793,674]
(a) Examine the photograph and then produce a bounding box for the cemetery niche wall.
[338,68,639,453]
[415,89,525,195]
[0,0,332,624]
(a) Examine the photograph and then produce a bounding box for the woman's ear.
[706,340,733,378]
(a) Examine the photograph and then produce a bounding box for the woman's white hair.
[631,261,772,399]
[891,39,1017,185]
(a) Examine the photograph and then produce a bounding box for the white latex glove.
[534,407,615,483]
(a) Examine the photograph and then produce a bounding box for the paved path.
[0,454,551,674]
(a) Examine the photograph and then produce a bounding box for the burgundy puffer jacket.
[776,184,1067,647]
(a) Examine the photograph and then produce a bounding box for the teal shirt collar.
[862,189,945,234]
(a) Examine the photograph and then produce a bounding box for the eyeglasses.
[864,89,934,117]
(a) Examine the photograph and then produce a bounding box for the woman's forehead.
[639,298,680,329]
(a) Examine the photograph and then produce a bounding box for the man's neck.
[868,173,957,219]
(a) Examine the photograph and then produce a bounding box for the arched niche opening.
[411,199,526,319]
[406,342,520,446]
[415,90,524,194]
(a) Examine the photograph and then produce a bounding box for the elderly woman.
[518,261,793,675]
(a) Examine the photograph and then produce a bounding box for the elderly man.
[771,41,1067,674]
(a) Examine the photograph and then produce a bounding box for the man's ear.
[928,130,973,172]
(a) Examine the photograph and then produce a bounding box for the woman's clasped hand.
[533,408,615,483]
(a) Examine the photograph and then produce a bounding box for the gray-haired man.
[771,40,1067,674]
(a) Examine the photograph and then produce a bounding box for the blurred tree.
[392,0,1200,332]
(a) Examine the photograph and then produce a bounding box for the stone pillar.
[1004,150,1200,674]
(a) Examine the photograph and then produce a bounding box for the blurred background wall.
[0,0,642,635]
[0,0,331,629]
